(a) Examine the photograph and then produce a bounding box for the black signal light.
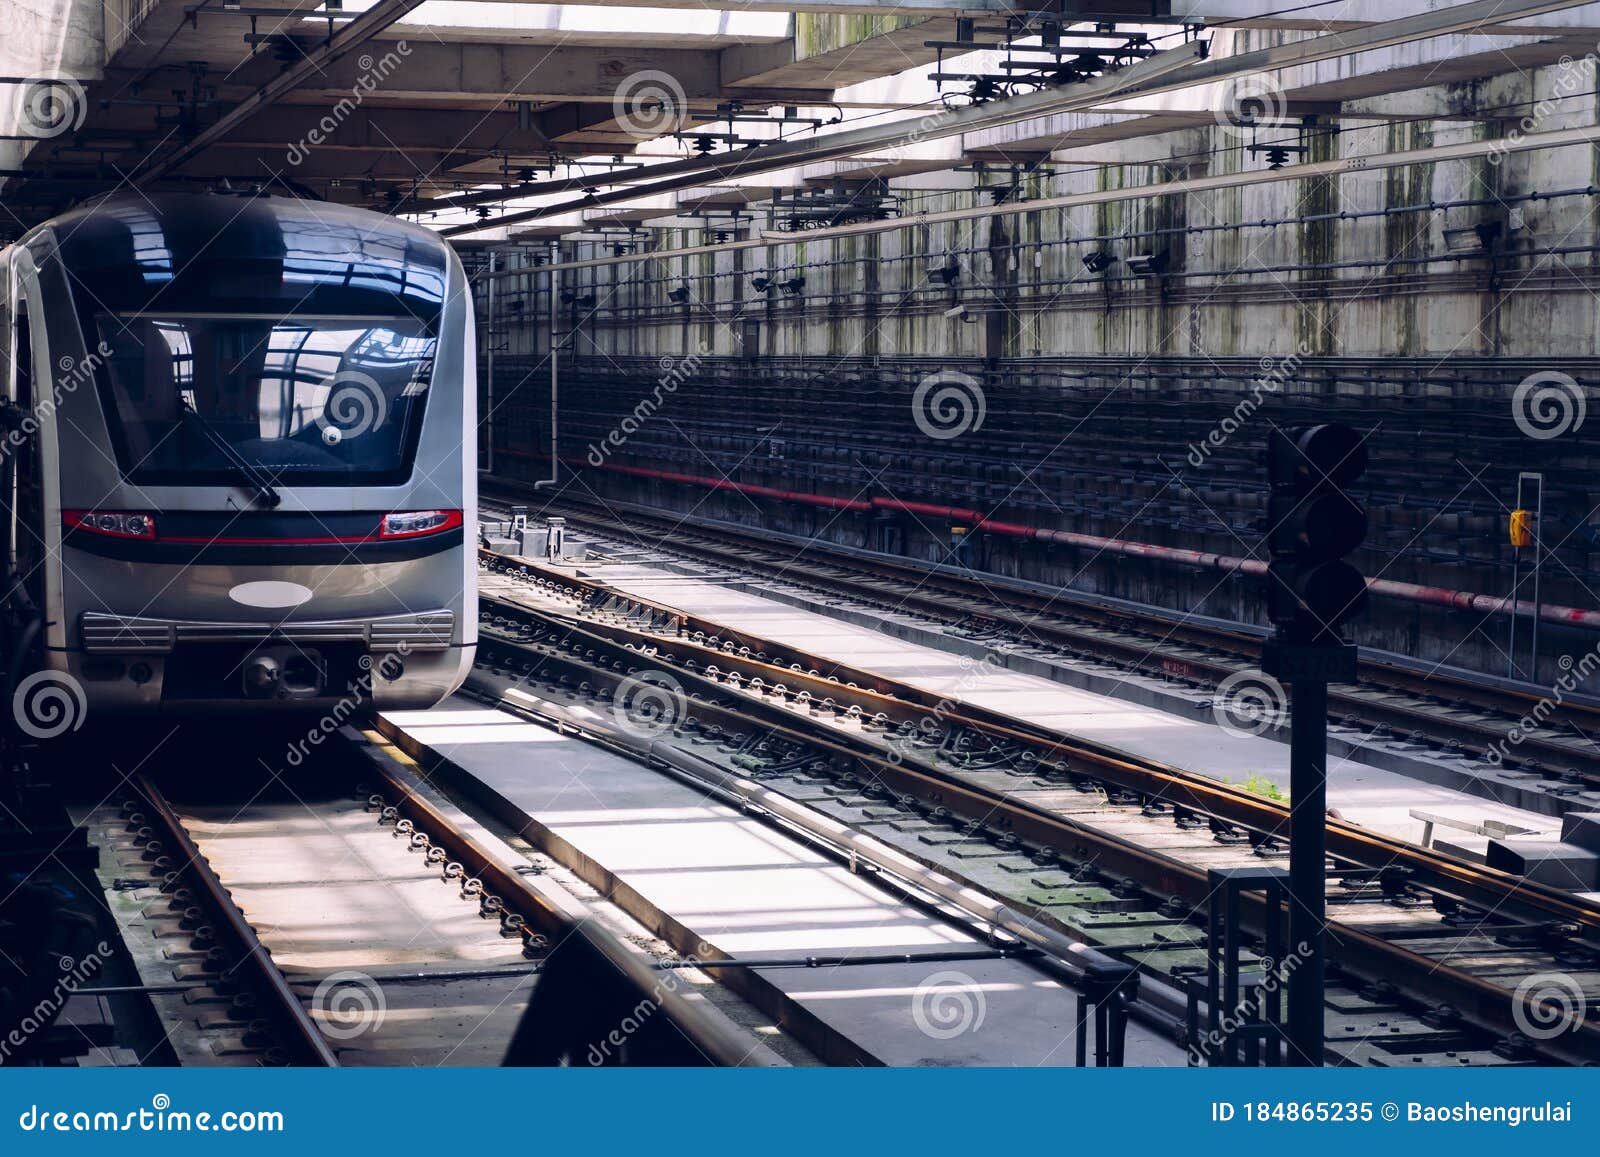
[1263,424,1370,643]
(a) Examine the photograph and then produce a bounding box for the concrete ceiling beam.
[1170,0,1600,33]
[219,40,830,106]
[723,15,956,92]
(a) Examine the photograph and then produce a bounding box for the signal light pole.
[1260,423,1369,1067]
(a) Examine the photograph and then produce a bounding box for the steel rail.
[131,774,340,1067]
[486,493,1600,787]
[695,525,1600,776]
[456,681,1194,1043]
[356,734,783,1067]
[477,567,1600,936]
[466,608,1600,1065]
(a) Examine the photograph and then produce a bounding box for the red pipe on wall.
[872,497,986,524]
[498,451,876,512]
[606,462,875,512]
[493,451,1600,632]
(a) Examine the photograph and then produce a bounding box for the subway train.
[0,193,476,731]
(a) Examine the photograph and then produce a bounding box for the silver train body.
[0,194,476,716]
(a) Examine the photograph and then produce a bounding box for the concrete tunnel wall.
[479,51,1600,689]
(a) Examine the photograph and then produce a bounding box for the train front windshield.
[95,314,436,485]
[46,194,453,489]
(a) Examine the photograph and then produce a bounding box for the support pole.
[535,239,560,491]
[484,249,496,475]
[1261,422,1364,1067]
[1286,677,1328,1066]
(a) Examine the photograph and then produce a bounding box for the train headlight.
[380,510,463,538]
[64,511,156,539]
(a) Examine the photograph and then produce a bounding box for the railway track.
[99,737,774,1066]
[121,775,338,1066]
[481,486,1600,808]
[470,547,1600,1066]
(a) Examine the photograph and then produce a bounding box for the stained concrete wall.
[476,9,1600,364]
[485,53,1600,688]
[534,78,1600,365]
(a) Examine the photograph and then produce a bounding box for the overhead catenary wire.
[467,119,1600,279]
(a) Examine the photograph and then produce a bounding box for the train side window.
[13,297,32,410]
[11,295,42,590]
[0,274,9,401]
